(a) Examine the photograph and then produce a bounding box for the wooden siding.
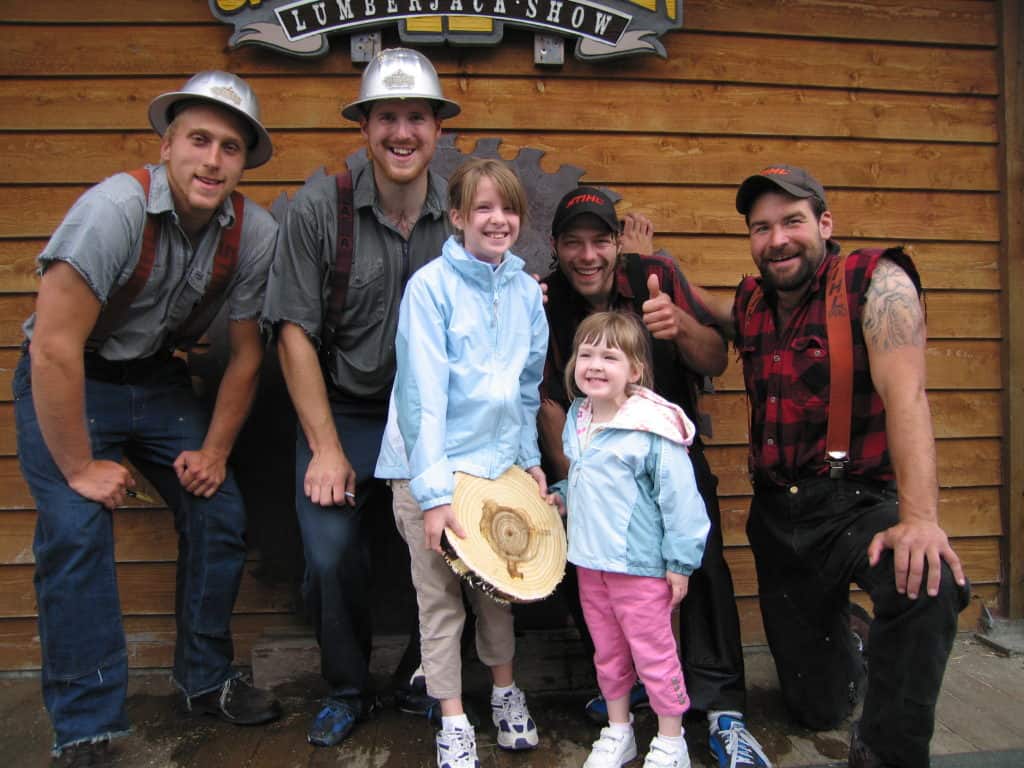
[0,0,1013,669]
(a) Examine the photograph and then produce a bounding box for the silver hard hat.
[341,48,460,122]
[148,71,273,169]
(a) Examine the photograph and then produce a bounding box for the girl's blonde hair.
[447,157,528,229]
[564,311,653,399]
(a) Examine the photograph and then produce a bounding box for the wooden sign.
[210,0,683,61]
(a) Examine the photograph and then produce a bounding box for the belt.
[83,350,177,385]
[752,474,896,496]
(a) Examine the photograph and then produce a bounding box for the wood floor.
[1,635,1022,767]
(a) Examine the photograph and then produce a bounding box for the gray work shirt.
[262,154,450,402]
[22,163,278,361]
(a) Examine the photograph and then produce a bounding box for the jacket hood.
[441,235,525,290]
[576,386,696,447]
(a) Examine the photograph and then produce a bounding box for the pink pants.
[577,566,689,717]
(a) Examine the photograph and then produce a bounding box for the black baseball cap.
[735,164,827,215]
[551,186,620,237]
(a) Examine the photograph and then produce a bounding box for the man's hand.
[867,518,967,599]
[620,212,654,254]
[174,449,227,498]
[667,571,689,608]
[424,503,466,554]
[642,273,685,341]
[532,274,549,306]
[68,460,135,510]
[302,444,357,507]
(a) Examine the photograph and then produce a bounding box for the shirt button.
[766,438,774,446]
[789,485,799,494]
[772,354,781,362]
[769,395,777,403]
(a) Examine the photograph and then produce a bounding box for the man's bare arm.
[30,262,135,508]
[277,321,356,506]
[174,318,264,497]
[862,258,965,598]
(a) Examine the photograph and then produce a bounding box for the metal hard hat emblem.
[209,85,243,108]
[148,70,273,169]
[342,48,460,122]
[382,70,416,91]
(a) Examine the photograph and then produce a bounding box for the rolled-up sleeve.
[261,188,329,344]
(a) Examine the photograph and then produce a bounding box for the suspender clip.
[827,450,849,479]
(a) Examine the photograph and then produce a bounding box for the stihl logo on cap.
[760,167,792,176]
[567,193,605,208]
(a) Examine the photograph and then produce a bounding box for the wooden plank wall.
[0,0,1009,670]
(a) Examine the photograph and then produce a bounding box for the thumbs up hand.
[641,271,682,341]
[647,273,662,299]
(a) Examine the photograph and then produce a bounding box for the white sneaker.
[643,735,691,768]
[436,724,479,768]
[491,687,539,750]
[584,725,638,767]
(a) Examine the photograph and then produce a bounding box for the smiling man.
[14,71,281,766]
[731,164,969,768]
[261,48,460,747]
[539,187,773,768]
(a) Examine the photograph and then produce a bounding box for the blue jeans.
[294,398,393,702]
[13,353,248,751]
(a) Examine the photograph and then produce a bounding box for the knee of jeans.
[44,646,128,687]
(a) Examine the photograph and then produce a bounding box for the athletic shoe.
[709,713,771,768]
[395,664,439,717]
[491,686,539,750]
[585,680,650,724]
[307,697,363,747]
[643,735,691,768]
[583,725,638,767]
[436,723,480,768]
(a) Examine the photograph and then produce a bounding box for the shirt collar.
[349,151,446,222]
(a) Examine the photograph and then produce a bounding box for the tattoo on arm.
[862,259,926,351]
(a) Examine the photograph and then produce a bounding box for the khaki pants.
[391,480,516,700]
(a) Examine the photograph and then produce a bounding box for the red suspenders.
[322,171,355,348]
[87,167,245,350]
[742,253,853,478]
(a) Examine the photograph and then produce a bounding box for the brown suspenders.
[87,167,245,351]
[322,171,355,350]
[823,254,853,477]
[743,253,853,478]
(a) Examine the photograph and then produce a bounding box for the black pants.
[748,477,969,768]
[565,443,748,713]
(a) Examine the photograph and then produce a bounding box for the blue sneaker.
[709,713,771,768]
[584,680,650,724]
[307,698,359,747]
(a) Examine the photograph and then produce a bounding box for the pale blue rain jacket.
[375,235,548,511]
[558,387,710,577]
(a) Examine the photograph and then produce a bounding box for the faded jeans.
[14,353,247,752]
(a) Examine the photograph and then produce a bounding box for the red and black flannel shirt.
[542,251,717,419]
[733,242,922,488]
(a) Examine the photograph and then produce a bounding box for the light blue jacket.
[375,235,548,511]
[559,388,710,577]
